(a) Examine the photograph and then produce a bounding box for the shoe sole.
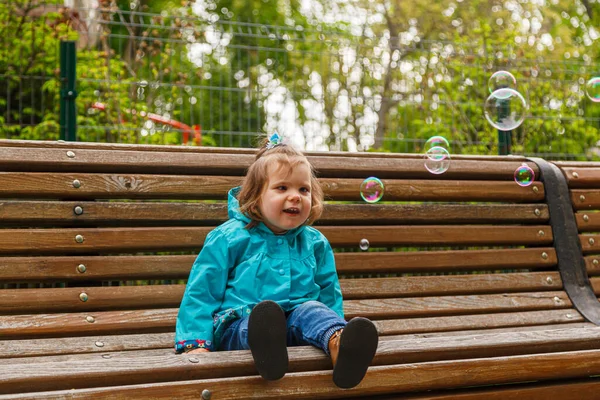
[248,300,288,381]
[332,317,379,389]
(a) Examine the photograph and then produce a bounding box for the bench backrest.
[0,140,580,340]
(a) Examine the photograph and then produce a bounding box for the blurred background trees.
[1,0,599,158]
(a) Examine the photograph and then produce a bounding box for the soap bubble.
[586,77,600,103]
[488,71,517,96]
[484,88,528,131]
[359,238,370,251]
[360,177,384,203]
[514,163,535,187]
[424,146,451,175]
[425,136,450,152]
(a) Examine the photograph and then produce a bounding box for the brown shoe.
[330,318,378,389]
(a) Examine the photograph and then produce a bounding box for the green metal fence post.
[59,41,77,141]
[497,97,511,156]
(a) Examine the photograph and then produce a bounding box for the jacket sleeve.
[314,234,344,319]
[175,229,230,353]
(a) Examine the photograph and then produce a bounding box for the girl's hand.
[187,348,210,354]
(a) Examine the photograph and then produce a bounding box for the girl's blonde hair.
[237,138,324,229]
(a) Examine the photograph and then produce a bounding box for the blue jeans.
[218,300,347,355]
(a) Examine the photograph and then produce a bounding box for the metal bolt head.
[534,208,541,216]
[86,316,95,323]
[79,292,89,302]
[189,357,199,363]
[95,341,104,348]
[201,389,212,400]
[76,264,87,273]
[573,172,579,178]
[532,186,539,193]
[594,259,599,266]
[541,252,548,260]
[74,206,83,215]
[72,179,81,189]
[566,313,574,319]
[75,234,84,243]
[590,238,596,245]
[101,354,111,359]
[583,214,590,222]
[553,296,562,303]
[546,276,553,284]
[580,195,586,202]
[538,230,545,237]
[66,151,75,158]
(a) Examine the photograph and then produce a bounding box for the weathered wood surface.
[0,286,569,316]
[0,308,581,340]
[373,379,600,400]
[0,173,544,201]
[0,201,549,226]
[1,322,592,359]
[0,225,553,255]
[0,326,599,395]
[0,144,540,180]
[0,248,557,283]
[570,190,600,210]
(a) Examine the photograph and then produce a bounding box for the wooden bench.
[1,139,600,399]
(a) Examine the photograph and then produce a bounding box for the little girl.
[175,134,378,389]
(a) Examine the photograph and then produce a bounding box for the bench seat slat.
[0,173,544,202]
[0,286,571,317]
[561,167,600,188]
[576,211,600,231]
[0,225,553,255]
[0,248,558,283]
[0,327,599,396]
[0,201,550,226]
[340,272,562,299]
[0,309,580,340]
[570,190,600,210]
[2,322,592,360]
[0,146,540,180]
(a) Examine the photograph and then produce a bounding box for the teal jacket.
[175,187,344,353]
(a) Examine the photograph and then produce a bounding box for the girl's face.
[259,161,312,234]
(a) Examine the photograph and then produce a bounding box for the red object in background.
[91,103,201,145]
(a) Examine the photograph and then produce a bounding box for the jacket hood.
[227,187,306,238]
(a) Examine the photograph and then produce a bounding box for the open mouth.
[283,208,300,215]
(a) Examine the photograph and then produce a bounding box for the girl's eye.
[300,187,310,193]
[276,185,287,191]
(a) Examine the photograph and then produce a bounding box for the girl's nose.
[289,193,301,202]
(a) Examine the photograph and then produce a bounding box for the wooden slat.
[374,309,583,335]
[358,379,600,400]
[570,190,600,210]
[0,308,581,341]
[575,211,600,231]
[0,308,178,339]
[0,145,540,180]
[0,201,549,226]
[2,322,591,360]
[0,225,553,255]
[579,234,600,254]
[0,173,544,202]
[0,328,599,395]
[0,248,558,283]
[336,248,557,274]
[345,291,571,319]
[561,167,600,188]
[585,256,600,276]
[339,272,562,299]
[0,333,174,359]
[0,285,570,317]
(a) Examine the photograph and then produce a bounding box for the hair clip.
[266,132,282,149]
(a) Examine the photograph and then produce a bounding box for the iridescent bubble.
[359,238,370,251]
[488,71,517,96]
[424,146,451,175]
[514,163,535,187]
[360,177,384,203]
[586,77,600,103]
[484,88,528,131]
[425,135,450,152]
